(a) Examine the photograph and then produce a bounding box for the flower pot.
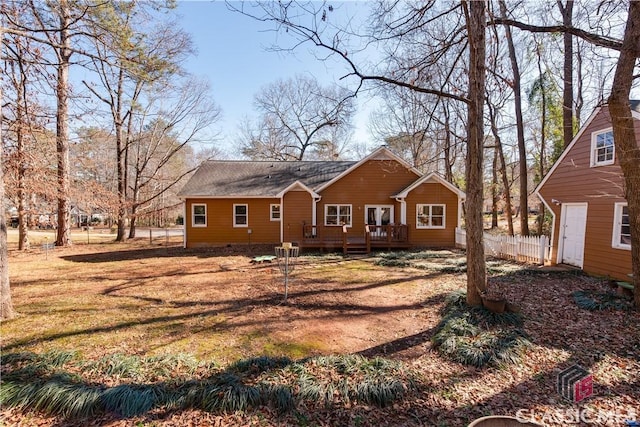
[481,296,507,313]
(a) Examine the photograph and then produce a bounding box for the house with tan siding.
[177,147,465,252]
[534,102,639,281]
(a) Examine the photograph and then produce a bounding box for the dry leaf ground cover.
[1,241,639,426]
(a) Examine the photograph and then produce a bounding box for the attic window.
[591,128,615,167]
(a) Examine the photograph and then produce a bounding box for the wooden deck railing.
[301,224,409,253]
[366,224,409,245]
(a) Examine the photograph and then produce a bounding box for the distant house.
[177,146,465,252]
[534,102,639,281]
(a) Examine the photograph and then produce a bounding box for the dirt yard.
[3,243,464,362]
[2,241,639,426]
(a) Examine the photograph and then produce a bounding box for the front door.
[559,203,588,267]
[366,205,394,235]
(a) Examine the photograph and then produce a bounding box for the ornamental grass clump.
[0,352,415,420]
[432,291,530,368]
[572,290,633,311]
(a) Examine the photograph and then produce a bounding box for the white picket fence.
[455,227,551,265]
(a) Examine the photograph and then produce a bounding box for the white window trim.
[612,202,631,250]
[416,204,446,229]
[364,205,395,226]
[324,204,353,227]
[590,127,615,167]
[233,203,248,228]
[270,204,281,221]
[192,203,207,227]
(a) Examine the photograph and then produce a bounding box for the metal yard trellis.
[275,242,299,302]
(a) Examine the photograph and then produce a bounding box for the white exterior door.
[365,205,394,235]
[559,203,588,267]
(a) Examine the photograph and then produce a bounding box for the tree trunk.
[16,79,29,250]
[575,39,584,127]
[0,25,16,319]
[115,67,127,242]
[491,145,499,229]
[488,100,514,235]
[0,163,15,320]
[498,0,529,236]
[463,0,487,306]
[607,0,640,308]
[558,0,574,147]
[443,106,454,182]
[535,43,547,236]
[55,0,72,247]
[497,139,514,236]
[128,185,139,239]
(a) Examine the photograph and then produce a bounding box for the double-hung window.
[416,204,445,229]
[591,128,615,167]
[612,202,631,250]
[192,204,207,227]
[270,204,281,221]
[234,204,248,227]
[325,204,352,226]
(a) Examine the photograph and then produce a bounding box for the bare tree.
[497,0,529,235]
[370,86,463,174]
[82,2,196,240]
[463,0,489,304]
[0,25,16,320]
[127,77,221,238]
[232,0,488,304]
[241,74,355,160]
[557,0,574,147]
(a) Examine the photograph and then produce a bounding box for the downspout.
[395,197,407,224]
[280,196,284,243]
[313,195,322,227]
[182,200,186,248]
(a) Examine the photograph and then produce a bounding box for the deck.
[300,224,410,254]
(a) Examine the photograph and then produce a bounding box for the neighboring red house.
[177,147,465,252]
[534,102,639,281]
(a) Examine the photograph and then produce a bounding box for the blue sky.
[175,1,376,157]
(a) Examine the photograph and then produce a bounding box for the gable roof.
[314,146,421,193]
[394,172,466,199]
[534,100,640,197]
[177,160,355,198]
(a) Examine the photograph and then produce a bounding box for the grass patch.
[432,291,530,367]
[375,250,468,273]
[0,352,415,420]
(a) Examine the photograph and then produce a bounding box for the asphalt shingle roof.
[177,160,356,197]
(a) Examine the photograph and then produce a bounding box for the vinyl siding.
[282,190,313,244]
[317,159,419,235]
[185,198,280,248]
[405,183,460,247]
[539,107,636,280]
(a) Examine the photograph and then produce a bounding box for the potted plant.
[480,285,507,313]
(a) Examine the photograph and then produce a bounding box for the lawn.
[1,241,639,426]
